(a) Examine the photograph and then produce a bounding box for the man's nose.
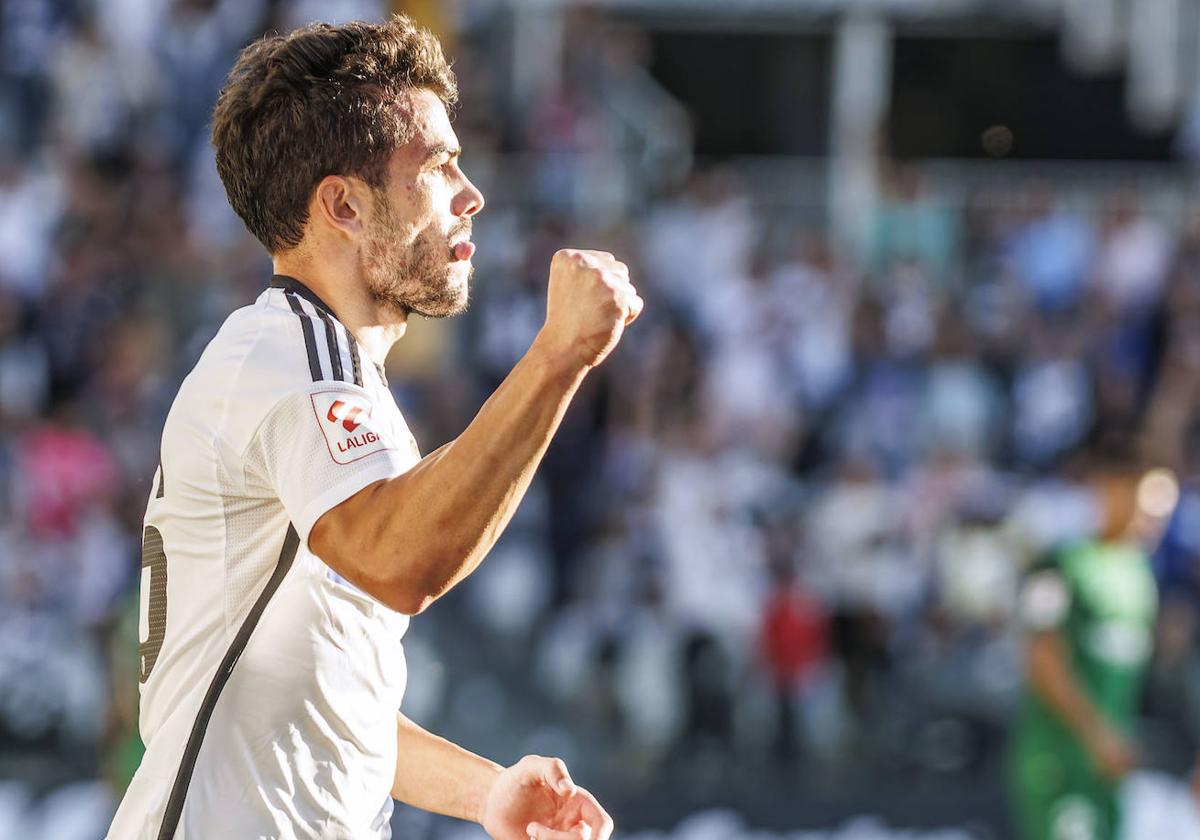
[453,177,485,218]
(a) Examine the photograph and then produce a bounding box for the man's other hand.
[480,754,614,840]
[1085,725,1139,781]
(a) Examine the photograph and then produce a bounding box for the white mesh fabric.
[217,485,288,632]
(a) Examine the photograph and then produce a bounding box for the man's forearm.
[373,329,587,606]
[391,712,501,821]
[314,329,588,613]
[1028,631,1110,740]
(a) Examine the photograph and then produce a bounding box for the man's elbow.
[332,551,444,615]
[342,544,454,615]
[362,521,479,611]
[310,498,465,615]
[378,553,463,615]
[383,583,436,616]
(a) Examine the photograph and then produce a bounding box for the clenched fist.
[540,249,643,370]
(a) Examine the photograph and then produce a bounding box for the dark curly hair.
[211,15,458,253]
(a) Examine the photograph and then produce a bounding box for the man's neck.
[272,254,407,370]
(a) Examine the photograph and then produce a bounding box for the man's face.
[361,88,484,318]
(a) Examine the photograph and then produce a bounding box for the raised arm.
[310,249,642,614]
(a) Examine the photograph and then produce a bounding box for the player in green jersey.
[1009,464,1178,840]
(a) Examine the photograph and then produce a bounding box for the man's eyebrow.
[424,144,462,162]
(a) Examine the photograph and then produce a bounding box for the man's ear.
[313,175,367,239]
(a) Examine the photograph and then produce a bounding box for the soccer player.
[1009,463,1172,840]
[106,15,638,840]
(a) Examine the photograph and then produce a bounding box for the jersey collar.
[269,274,390,387]
[270,275,339,320]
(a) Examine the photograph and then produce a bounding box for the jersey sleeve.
[1018,552,1072,631]
[245,382,416,547]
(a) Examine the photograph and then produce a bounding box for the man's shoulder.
[173,288,367,448]
[186,289,319,401]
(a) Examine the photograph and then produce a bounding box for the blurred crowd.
[5,0,1200,836]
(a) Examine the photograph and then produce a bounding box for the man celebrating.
[107,15,637,840]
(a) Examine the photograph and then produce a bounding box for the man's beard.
[361,196,472,319]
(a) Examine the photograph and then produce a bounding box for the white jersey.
[107,276,421,840]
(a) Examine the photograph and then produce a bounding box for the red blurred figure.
[760,563,829,761]
[17,410,118,539]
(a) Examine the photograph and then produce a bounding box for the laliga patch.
[310,391,395,465]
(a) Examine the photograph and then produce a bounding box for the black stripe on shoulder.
[284,292,324,382]
[341,324,363,387]
[315,308,345,382]
[156,524,301,840]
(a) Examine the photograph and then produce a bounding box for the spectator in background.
[807,456,907,728]
[639,169,755,315]
[0,0,61,154]
[47,14,132,159]
[1011,318,1094,468]
[920,314,1005,460]
[0,285,49,425]
[8,388,128,625]
[1005,185,1094,314]
[866,167,958,287]
[760,555,829,763]
[0,152,63,299]
[156,0,267,162]
[770,237,856,411]
[1090,193,1172,314]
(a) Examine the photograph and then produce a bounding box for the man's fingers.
[559,787,614,840]
[616,285,643,325]
[572,789,614,840]
[571,249,621,273]
[527,821,590,840]
[540,756,575,796]
[624,293,644,325]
